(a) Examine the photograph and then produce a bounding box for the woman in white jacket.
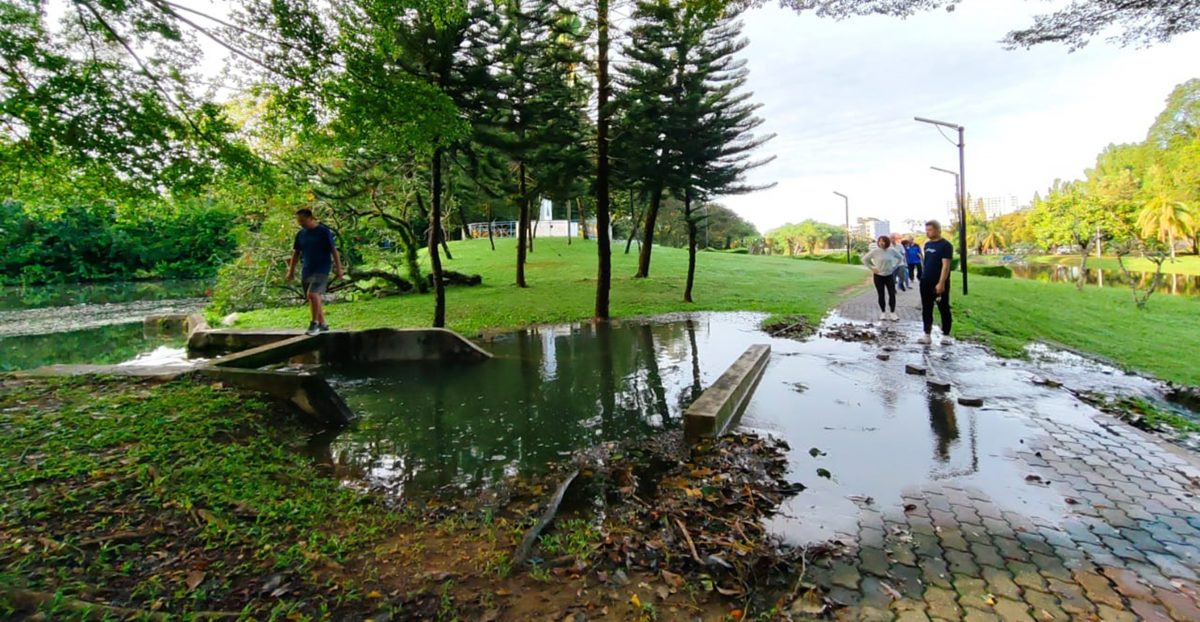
[861,236,905,321]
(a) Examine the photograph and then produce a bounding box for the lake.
[1006,261,1200,296]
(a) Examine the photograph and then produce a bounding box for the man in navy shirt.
[286,208,344,335]
[918,220,953,346]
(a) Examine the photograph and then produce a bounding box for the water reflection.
[325,318,727,498]
[928,394,960,463]
[1008,263,1200,297]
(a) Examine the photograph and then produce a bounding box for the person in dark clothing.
[918,220,953,345]
[905,237,923,281]
[286,208,344,335]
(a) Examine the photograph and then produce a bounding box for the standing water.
[0,280,209,370]
[319,312,1198,537]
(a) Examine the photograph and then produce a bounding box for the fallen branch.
[674,517,703,564]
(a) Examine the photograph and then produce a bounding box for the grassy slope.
[237,238,868,335]
[956,275,1200,386]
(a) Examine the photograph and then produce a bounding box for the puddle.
[322,317,749,498]
[316,312,1197,546]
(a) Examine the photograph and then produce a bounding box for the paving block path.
[804,282,1200,621]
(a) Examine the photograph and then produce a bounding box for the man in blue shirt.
[286,208,344,335]
[918,220,953,346]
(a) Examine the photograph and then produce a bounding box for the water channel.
[1006,261,1200,296]
[0,280,208,371]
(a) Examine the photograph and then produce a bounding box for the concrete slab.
[208,334,323,369]
[196,366,354,428]
[684,344,771,442]
[188,327,492,363]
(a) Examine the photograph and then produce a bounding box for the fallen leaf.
[661,570,684,589]
[903,503,918,512]
[816,468,832,479]
[729,609,744,620]
[185,570,205,592]
[808,447,826,458]
[879,581,901,600]
[367,590,382,599]
[630,593,642,608]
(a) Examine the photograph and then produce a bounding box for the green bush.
[0,200,238,285]
[790,252,861,265]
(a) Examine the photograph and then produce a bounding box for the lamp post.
[833,191,849,263]
[915,116,968,295]
[930,165,960,221]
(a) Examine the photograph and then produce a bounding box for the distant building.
[854,218,891,241]
[467,198,604,239]
[946,195,1021,221]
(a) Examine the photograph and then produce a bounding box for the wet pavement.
[763,285,1200,621]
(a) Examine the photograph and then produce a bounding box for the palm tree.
[1138,163,1196,262]
[1138,199,1196,261]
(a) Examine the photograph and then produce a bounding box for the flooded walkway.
[773,284,1200,621]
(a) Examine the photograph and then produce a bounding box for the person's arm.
[328,227,344,279]
[861,249,874,271]
[286,249,300,281]
[936,245,951,294]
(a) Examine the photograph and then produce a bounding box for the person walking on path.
[918,220,953,345]
[894,237,911,292]
[862,235,905,322]
[286,208,344,336]
[905,237,923,282]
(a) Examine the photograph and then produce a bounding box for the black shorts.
[302,273,329,295]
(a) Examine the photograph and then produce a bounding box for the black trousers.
[920,280,951,335]
[908,263,922,281]
[873,273,896,312]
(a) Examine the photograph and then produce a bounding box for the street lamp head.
[833,191,847,199]
[914,116,963,131]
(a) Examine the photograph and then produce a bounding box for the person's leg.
[938,285,952,335]
[312,293,326,326]
[920,282,935,335]
[873,274,886,312]
[885,274,896,312]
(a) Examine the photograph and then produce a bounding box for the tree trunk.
[1169,232,1176,262]
[430,148,446,328]
[594,0,612,321]
[625,190,639,254]
[517,161,529,287]
[684,190,697,303]
[579,197,590,240]
[566,197,572,245]
[635,186,663,278]
[440,223,453,260]
[1076,238,1089,291]
[487,206,495,251]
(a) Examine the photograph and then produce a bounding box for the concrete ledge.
[323,328,493,364]
[684,344,771,443]
[209,334,323,369]
[196,367,355,428]
[188,328,492,363]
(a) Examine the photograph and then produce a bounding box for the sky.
[722,1,1200,234]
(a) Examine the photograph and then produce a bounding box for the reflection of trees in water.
[686,319,703,405]
[1010,264,1199,296]
[327,321,705,497]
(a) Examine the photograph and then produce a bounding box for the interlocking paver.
[808,291,1200,622]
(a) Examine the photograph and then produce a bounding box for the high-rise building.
[946,195,1021,220]
[854,218,891,240]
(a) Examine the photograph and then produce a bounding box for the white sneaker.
[879,312,888,321]
[888,312,900,321]
[918,334,932,345]
[941,335,954,345]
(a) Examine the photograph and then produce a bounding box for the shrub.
[969,265,1013,278]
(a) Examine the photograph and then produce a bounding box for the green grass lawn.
[956,275,1200,386]
[236,238,868,335]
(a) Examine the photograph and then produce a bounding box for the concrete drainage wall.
[190,326,492,428]
[684,344,771,443]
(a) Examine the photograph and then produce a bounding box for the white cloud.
[722,1,1200,234]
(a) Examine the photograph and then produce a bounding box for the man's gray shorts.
[302,273,330,295]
